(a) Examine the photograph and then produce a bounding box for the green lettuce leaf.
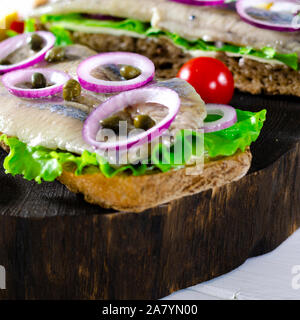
[0,109,266,183]
[6,19,37,38]
[6,30,19,37]
[41,14,149,34]
[146,28,298,70]
[49,25,73,46]
[24,19,36,33]
[41,14,298,70]
[204,109,266,158]
[151,130,203,173]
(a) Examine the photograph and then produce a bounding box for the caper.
[31,72,47,89]
[100,115,125,134]
[27,33,44,51]
[133,115,156,131]
[63,79,81,101]
[0,59,11,65]
[120,65,141,80]
[45,46,66,63]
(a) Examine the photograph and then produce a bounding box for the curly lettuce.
[49,26,73,46]
[0,109,266,183]
[41,14,149,35]
[204,109,266,158]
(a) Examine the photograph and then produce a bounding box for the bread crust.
[58,149,251,212]
[0,134,251,212]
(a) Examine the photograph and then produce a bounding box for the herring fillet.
[0,46,205,161]
[31,0,300,57]
[152,3,300,56]
[0,85,93,154]
[0,45,101,155]
[0,78,205,157]
[31,0,163,21]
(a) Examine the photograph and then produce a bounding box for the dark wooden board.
[0,91,299,299]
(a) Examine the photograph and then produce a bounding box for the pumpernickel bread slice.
[0,137,251,212]
[59,149,251,212]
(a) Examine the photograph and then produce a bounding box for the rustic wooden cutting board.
[0,91,299,300]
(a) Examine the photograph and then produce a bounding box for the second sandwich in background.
[31,0,300,97]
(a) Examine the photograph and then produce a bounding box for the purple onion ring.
[77,52,155,93]
[204,104,237,133]
[236,0,300,32]
[82,87,181,151]
[0,31,56,74]
[168,0,226,5]
[2,68,71,99]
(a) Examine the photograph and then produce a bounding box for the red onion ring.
[204,104,237,133]
[82,87,180,151]
[168,0,226,5]
[236,0,300,32]
[0,31,56,74]
[77,52,155,93]
[2,68,71,99]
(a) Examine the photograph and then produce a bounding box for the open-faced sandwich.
[30,0,300,97]
[0,30,265,212]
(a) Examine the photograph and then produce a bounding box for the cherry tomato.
[177,57,234,104]
[10,21,25,34]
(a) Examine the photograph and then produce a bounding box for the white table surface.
[163,228,300,300]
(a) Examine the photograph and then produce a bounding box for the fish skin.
[0,85,93,154]
[0,45,205,163]
[151,78,205,135]
[0,45,101,155]
[31,0,300,57]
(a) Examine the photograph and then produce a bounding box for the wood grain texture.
[0,91,299,299]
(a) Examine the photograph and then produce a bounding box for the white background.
[0,0,36,18]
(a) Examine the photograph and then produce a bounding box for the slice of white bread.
[1,137,251,212]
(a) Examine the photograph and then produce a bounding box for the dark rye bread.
[0,135,251,212]
[71,32,191,79]
[58,149,251,212]
[71,31,300,97]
